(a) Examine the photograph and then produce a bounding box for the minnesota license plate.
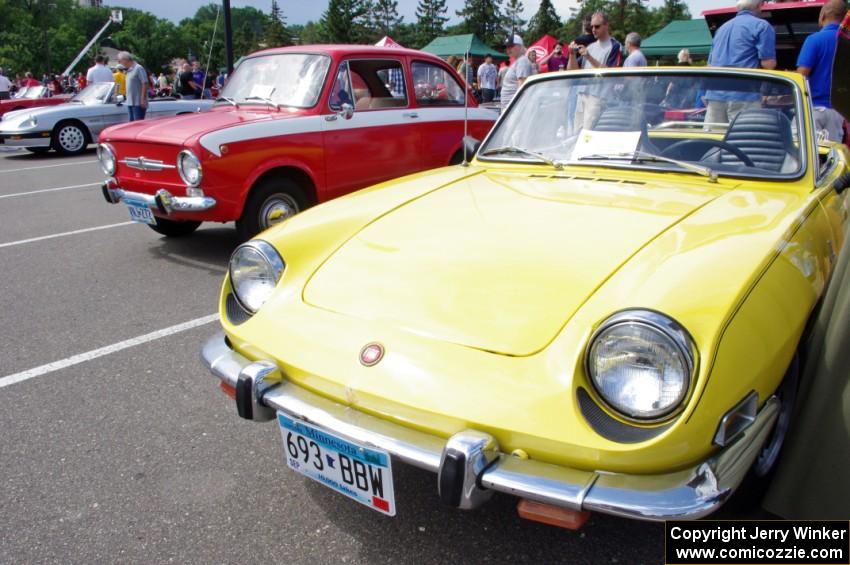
[277,413,396,516]
[125,199,155,225]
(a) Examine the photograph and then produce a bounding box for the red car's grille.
[111,142,184,190]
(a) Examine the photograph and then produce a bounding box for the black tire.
[236,176,309,240]
[25,147,50,154]
[51,120,90,156]
[147,217,202,237]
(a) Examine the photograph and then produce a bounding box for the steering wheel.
[660,139,755,168]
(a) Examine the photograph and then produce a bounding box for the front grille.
[225,293,252,325]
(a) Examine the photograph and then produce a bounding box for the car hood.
[102,107,293,145]
[302,170,725,356]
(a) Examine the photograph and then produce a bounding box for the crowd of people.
[0,54,228,122]
[482,0,847,142]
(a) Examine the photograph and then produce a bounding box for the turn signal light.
[219,381,236,399]
[517,499,590,530]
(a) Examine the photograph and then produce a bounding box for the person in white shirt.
[500,34,533,110]
[86,55,115,84]
[0,68,11,100]
[623,32,647,67]
[477,55,497,103]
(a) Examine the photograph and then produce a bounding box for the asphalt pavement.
[0,147,664,564]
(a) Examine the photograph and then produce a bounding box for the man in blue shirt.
[705,0,777,126]
[798,0,847,142]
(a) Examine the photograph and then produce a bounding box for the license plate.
[277,413,396,516]
[125,199,155,225]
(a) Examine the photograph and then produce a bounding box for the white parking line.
[0,221,135,249]
[0,314,219,389]
[0,182,99,199]
[0,159,98,173]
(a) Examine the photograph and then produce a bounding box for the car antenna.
[461,50,470,167]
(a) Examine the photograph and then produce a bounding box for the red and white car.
[0,86,71,119]
[97,45,497,238]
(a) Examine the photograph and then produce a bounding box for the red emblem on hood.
[360,343,384,367]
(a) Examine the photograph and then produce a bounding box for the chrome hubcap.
[260,194,299,229]
[58,126,85,152]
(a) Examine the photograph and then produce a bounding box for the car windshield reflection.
[219,53,331,109]
[479,71,805,180]
[71,83,115,105]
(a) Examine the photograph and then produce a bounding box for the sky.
[102,0,719,26]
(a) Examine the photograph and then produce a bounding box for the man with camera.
[567,11,622,129]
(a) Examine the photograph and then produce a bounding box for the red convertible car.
[97,45,498,238]
[0,86,70,119]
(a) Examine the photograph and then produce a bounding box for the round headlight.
[177,149,203,187]
[229,240,285,314]
[586,310,696,421]
[97,143,116,176]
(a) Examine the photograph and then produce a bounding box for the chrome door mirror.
[339,103,354,120]
[115,94,125,105]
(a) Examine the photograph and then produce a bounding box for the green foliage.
[320,0,371,43]
[503,0,526,37]
[265,0,291,48]
[526,0,561,43]
[0,1,279,77]
[370,0,403,37]
[557,0,691,45]
[456,0,505,48]
[415,0,449,48]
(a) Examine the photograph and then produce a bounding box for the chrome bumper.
[201,332,780,522]
[101,178,215,214]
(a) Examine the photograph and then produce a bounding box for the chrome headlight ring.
[97,143,116,176]
[228,240,285,314]
[584,309,697,422]
[177,149,203,187]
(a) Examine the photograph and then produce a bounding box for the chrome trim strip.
[102,184,216,213]
[120,157,176,171]
[200,332,780,521]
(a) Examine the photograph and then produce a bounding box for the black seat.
[592,107,660,154]
[720,109,798,173]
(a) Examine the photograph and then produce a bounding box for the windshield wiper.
[215,96,238,108]
[480,145,562,168]
[577,151,718,182]
[243,96,279,110]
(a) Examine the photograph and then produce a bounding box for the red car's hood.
[101,107,306,145]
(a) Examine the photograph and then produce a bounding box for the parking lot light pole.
[223,0,234,75]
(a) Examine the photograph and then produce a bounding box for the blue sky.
[103,0,717,26]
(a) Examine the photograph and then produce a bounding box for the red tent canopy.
[375,36,403,48]
[527,34,560,72]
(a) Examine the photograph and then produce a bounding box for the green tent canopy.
[641,19,713,57]
[421,34,508,60]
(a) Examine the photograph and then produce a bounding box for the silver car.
[0,83,214,155]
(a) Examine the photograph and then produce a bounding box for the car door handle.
[402,112,418,119]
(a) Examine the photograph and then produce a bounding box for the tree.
[320,0,370,43]
[370,0,403,37]
[657,0,690,26]
[503,0,526,38]
[526,0,561,43]
[456,0,504,48]
[415,0,449,47]
[265,0,291,47]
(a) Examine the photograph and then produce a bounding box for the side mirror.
[339,103,354,120]
[116,94,125,105]
[834,172,850,194]
[462,136,482,159]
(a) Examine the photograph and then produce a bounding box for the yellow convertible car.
[202,67,850,526]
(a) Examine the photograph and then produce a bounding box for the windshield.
[71,83,115,105]
[15,86,47,99]
[480,71,804,180]
[220,53,330,108]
